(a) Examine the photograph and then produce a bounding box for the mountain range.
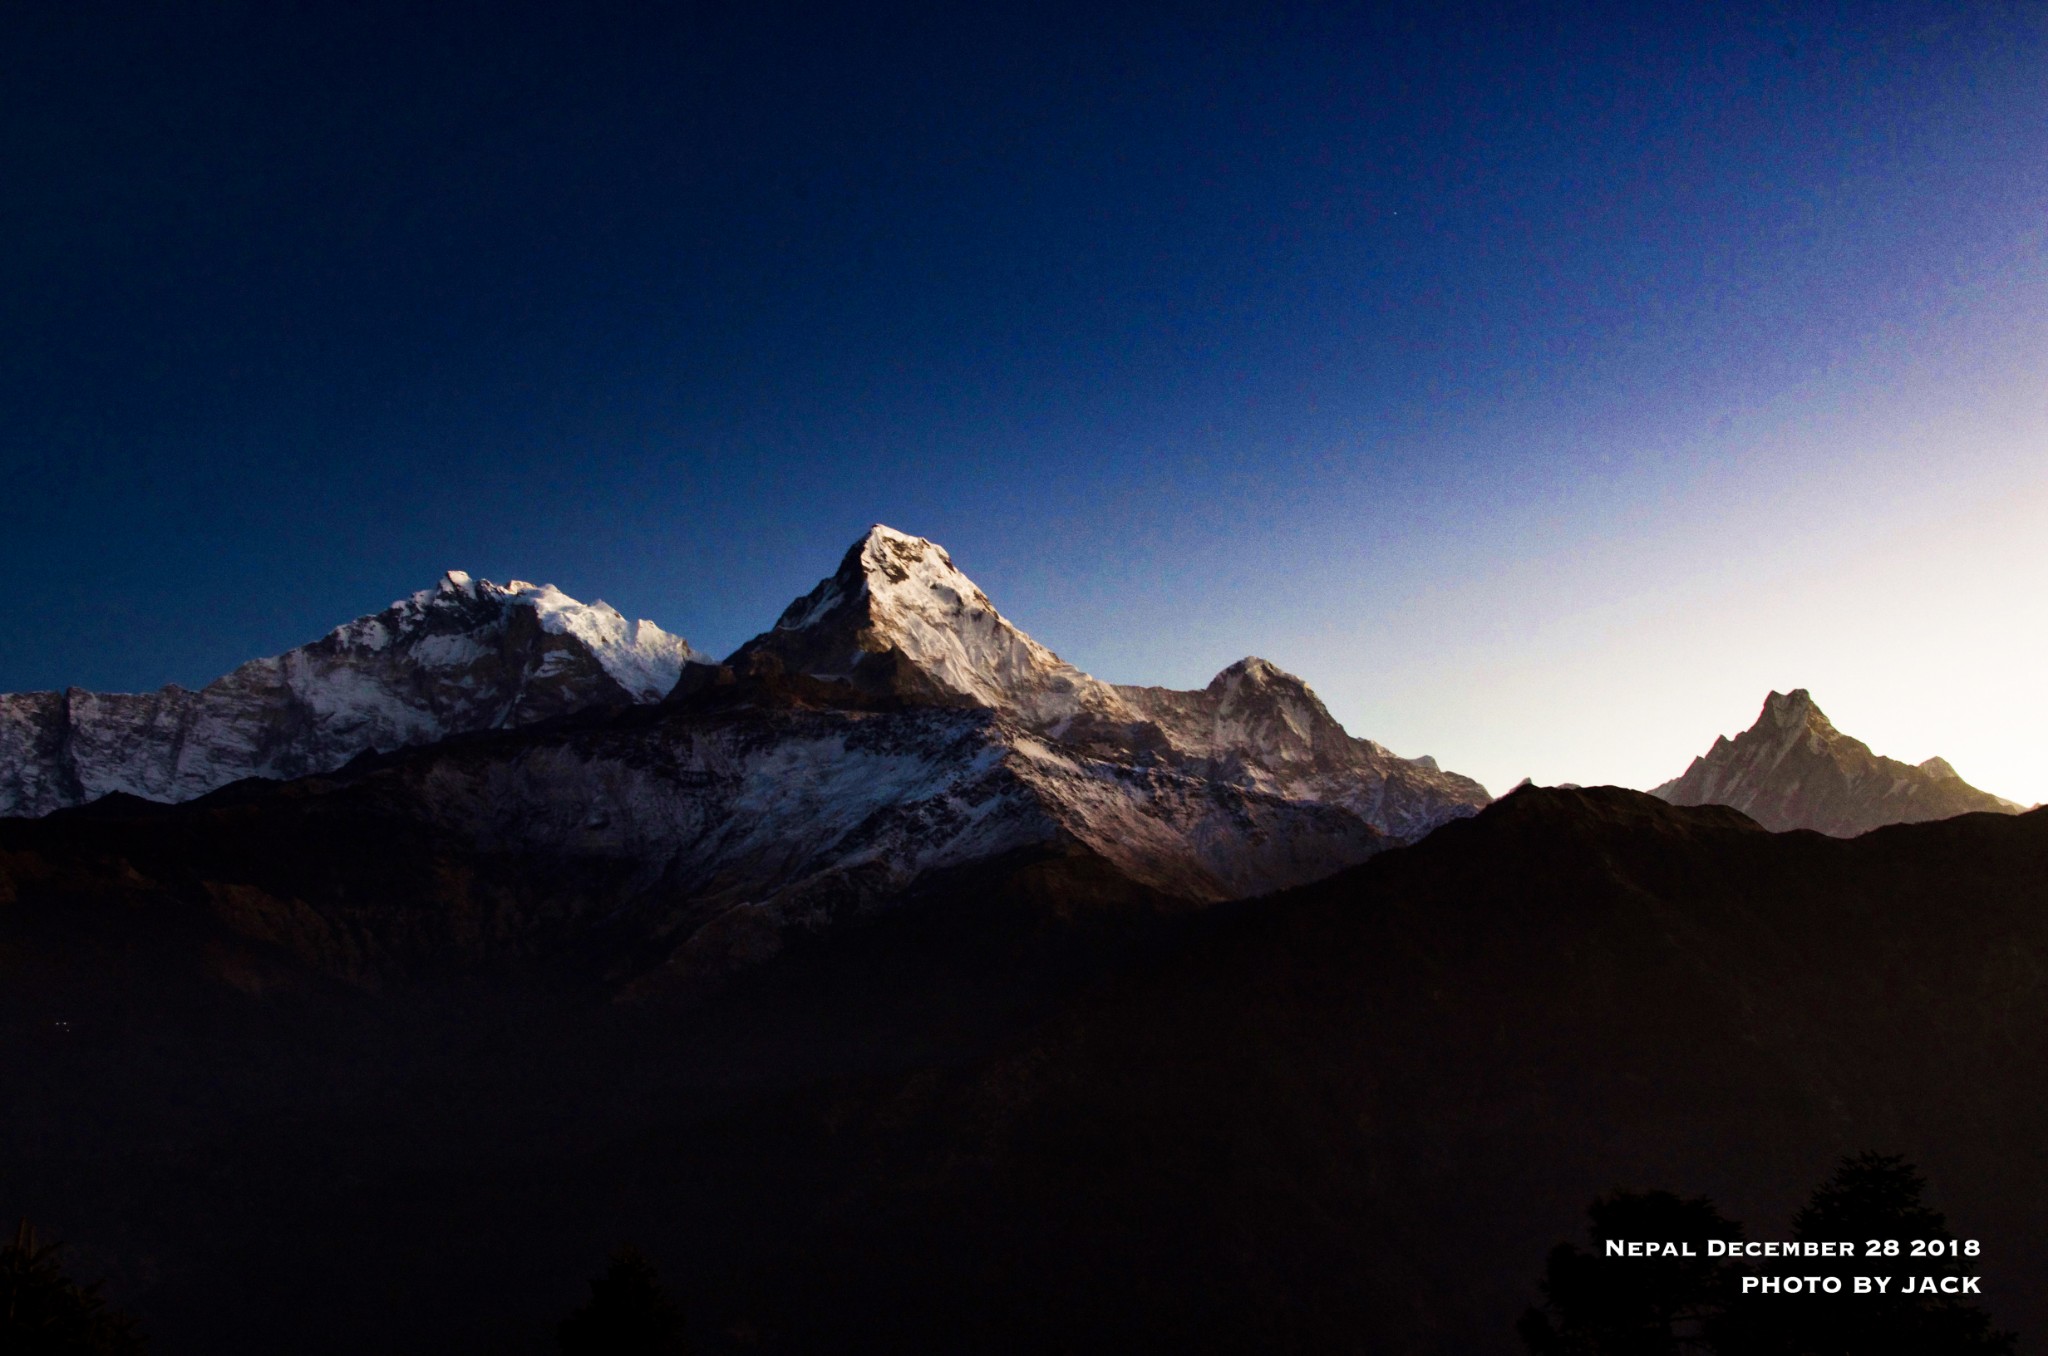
[2,525,2041,1353]
[0,571,704,819]
[2,528,2027,995]
[0,527,1489,990]
[12,529,2017,857]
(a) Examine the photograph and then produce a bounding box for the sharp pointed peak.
[1659,688,2020,831]
[854,522,950,561]
[822,524,970,592]
[1202,656,1345,731]
[1759,687,1835,733]
[860,522,935,549]
[742,524,1095,720]
[1209,656,1300,689]
[856,526,993,606]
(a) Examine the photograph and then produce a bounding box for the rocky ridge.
[1651,688,2020,836]
[0,572,705,818]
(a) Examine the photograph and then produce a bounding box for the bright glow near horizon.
[1021,336,2048,807]
[1263,423,2045,805]
[1328,454,2048,804]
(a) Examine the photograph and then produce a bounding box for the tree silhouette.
[0,1218,147,1354]
[1518,1189,1745,1355]
[1724,1153,2014,1356]
[558,1244,689,1356]
[1523,1156,2017,1356]
[1794,1151,1974,1249]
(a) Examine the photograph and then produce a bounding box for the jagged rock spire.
[1653,689,2017,835]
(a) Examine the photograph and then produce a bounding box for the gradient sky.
[5,1,2044,802]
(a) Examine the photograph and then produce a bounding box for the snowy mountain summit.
[0,573,704,817]
[729,525,1488,843]
[734,525,1123,725]
[1651,688,2019,836]
[375,571,705,702]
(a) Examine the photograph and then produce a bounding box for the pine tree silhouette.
[557,1245,689,1356]
[1725,1153,2015,1355]
[1517,1189,1744,1354]
[0,1218,147,1354]
[1523,1157,2018,1355]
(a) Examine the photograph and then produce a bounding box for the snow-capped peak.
[774,525,996,633]
[375,573,708,700]
[498,579,708,699]
[724,527,1488,837]
[1,570,709,818]
[741,525,1125,725]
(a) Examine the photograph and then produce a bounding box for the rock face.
[0,572,705,818]
[1651,688,2019,836]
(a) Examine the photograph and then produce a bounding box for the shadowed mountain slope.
[5,788,2044,1353]
[686,787,2048,1352]
[0,686,1370,995]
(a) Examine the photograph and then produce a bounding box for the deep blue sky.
[6,1,2045,797]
